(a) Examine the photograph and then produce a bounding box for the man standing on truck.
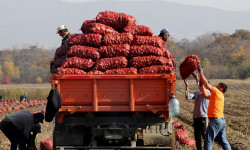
[0,111,44,150]
[197,66,231,150]
[184,72,210,150]
[56,25,70,46]
[159,29,170,42]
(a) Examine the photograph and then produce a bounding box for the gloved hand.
[199,79,203,86]
[197,65,203,74]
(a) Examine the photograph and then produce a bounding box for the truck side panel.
[50,74,176,114]
[60,79,93,105]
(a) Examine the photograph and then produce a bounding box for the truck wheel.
[171,127,176,150]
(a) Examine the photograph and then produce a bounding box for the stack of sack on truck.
[53,10,174,75]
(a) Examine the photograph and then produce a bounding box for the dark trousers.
[0,119,27,150]
[194,117,208,150]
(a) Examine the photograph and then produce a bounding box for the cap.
[31,124,41,133]
[56,25,67,34]
[34,112,44,124]
[160,29,170,35]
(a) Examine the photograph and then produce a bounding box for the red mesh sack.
[54,45,69,59]
[121,14,136,34]
[176,129,189,143]
[99,44,130,58]
[103,33,133,45]
[53,56,66,68]
[62,57,94,70]
[161,48,172,59]
[138,65,173,74]
[178,124,186,132]
[132,35,165,48]
[129,56,170,68]
[94,57,128,71]
[80,20,96,33]
[96,10,136,31]
[56,67,86,74]
[130,45,163,57]
[82,22,118,34]
[64,33,80,46]
[134,25,153,36]
[105,67,137,74]
[40,140,53,150]
[186,139,196,148]
[12,107,18,110]
[179,54,200,80]
[66,34,102,47]
[121,24,136,34]
[67,45,100,61]
[88,70,104,75]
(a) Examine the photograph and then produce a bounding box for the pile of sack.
[53,10,174,75]
[172,120,196,148]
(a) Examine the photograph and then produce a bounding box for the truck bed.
[50,73,176,122]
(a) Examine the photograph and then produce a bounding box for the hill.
[0,0,250,49]
[0,30,249,83]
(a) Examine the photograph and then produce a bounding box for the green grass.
[0,83,50,100]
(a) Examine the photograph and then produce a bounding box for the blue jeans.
[204,118,231,150]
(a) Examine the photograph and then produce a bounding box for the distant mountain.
[0,0,249,50]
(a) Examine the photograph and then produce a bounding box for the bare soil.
[175,79,250,150]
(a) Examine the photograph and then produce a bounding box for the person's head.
[31,124,41,133]
[216,82,227,93]
[34,113,44,124]
[159,29,170,42]
[57,25,69,37]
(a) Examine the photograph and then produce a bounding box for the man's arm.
[192,72,200,89]
[200,85,211,99]
[27,132,37,150]
[197,66,213,92]
[192,72,199,83]
[184,80,195,100]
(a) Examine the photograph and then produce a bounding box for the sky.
[0,0,249,50]
[62,0,250,11]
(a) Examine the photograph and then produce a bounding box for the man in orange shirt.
[197,66,231,150]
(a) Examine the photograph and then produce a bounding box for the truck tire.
[171,127,176,150]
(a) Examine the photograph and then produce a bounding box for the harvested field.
[175,79,250,149]
[0,79,249,149]
[0,104,53,150]
[0,83,50,89]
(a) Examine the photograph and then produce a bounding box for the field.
[0,79,249,149]
[175,79,250,150]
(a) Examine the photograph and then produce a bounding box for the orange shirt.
[207,87,224,118]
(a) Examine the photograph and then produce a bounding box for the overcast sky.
[1,0,249,49]
[62,0,250,11]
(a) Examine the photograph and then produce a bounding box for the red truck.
[50,73,177,149]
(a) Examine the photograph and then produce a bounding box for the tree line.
[0,30,249,83]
